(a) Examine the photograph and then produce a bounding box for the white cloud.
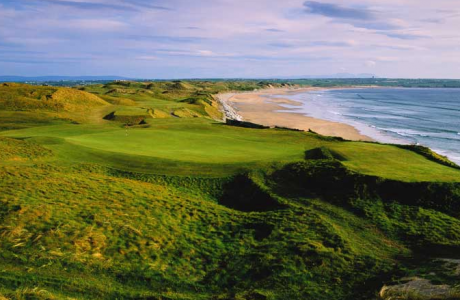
[67,19,128,31]
[365,60,377,67]
[136,56,158,61]
[376,56,400,62]
[196,50,216,56]
[1,0,460,78]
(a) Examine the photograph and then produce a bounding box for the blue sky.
[0,0,459,78]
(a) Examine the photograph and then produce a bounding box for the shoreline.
[217,87,374,142]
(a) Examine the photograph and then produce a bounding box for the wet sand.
[218,88,373,141]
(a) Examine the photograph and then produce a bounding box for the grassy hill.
[0,83,108,112]
[0,81,459,299]
[0,83,110,131]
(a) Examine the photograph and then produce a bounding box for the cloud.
[372,43,425,51]
[303,1,375,20]
[2,0,460,78]
[269,40,355,48]
[376,56,400,62]
[364,60,376,67]
[380,32,428,40]
[0,49,45,54]
[155,49,222,57]
[308,40,356,47]
[120,0,170,10]
[265,28,284,32]
[136,55,158,61]
[0,58,74,64]
[0,41,22,48]
[22,0,170,12]
[30,0,137,11]
[421,18,444,24]
[347,21,401,31]
[268,42,292,48]
[122,35,207,44]
[196,50,216,56]
[67,19,128,31]
[2,37,66,46]
[303,1,404,32]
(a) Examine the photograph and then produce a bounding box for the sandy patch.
[219,87,372,141]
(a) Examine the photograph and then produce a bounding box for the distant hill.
[1,74,375,82]
[0,75,133,82]
[270,73,376,79]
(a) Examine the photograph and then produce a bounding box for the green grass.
[0,83,108,113]
[2,118,459,181]
[0,81,460,299]
[0,137,52,161]
[0,163,407,300]
[326,141,460,182]
[67,125,305,164]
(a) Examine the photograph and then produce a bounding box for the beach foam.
[278,88,460,165]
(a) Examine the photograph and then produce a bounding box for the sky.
[1,0,460,79]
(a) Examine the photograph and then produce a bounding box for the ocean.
[277,88,460,165]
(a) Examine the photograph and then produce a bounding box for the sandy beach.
[218,88,373,141]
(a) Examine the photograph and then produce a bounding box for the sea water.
[277,88,460,165]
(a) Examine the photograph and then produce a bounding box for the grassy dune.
[0,81,459,299]
[0,83,108,112]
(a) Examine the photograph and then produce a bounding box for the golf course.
[1,80,460,299]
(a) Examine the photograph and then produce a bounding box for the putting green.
[66,125,307,164]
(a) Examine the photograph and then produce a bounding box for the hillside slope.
[0,81,459,299]
[0,83,109,112]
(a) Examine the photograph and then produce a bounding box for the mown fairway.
[1,81,460,300]
[3,117,460,180]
